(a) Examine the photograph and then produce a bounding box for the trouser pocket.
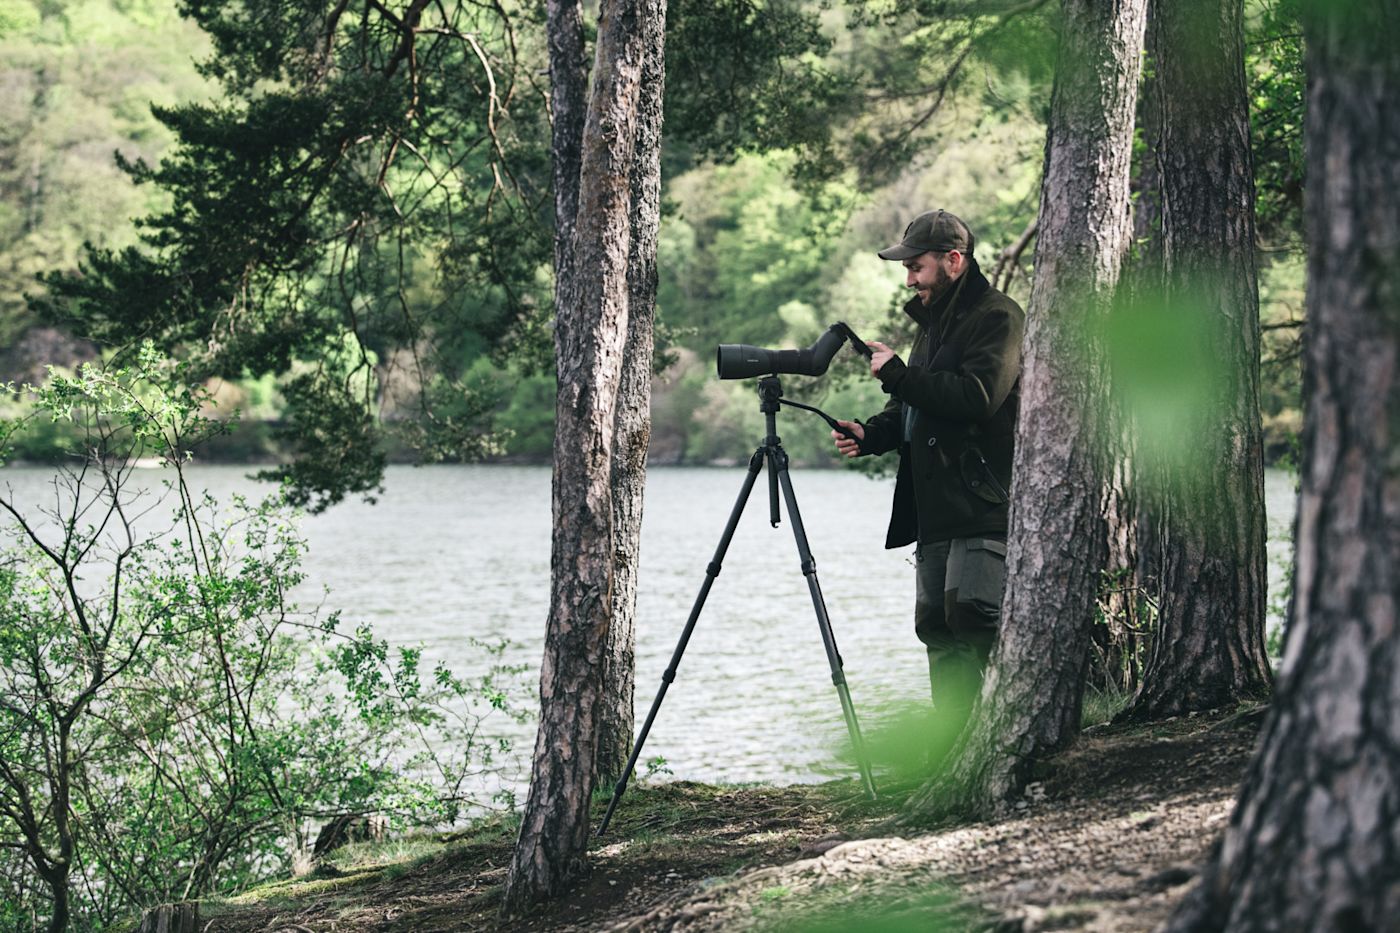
[945,537,1006,638]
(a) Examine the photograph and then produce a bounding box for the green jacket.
[860,259,1025,548]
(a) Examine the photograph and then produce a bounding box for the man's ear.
[947,249,966,274]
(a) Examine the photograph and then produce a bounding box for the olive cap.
[877,209,976,260]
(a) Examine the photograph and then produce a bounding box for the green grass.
[750,880,986,932]
[1081,680,1135,728]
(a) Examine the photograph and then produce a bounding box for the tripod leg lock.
[831,671,846,686]
[662,668,677,684]
[707,561,722,577]
[801,559,817,576]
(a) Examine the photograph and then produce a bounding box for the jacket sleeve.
[858,396,903,455]
[876,303,1024,422]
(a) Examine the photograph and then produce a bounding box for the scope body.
[716,325,849,380]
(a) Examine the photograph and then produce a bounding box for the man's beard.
[919,263,953,304]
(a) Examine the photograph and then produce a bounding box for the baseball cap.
[877,209,976,260]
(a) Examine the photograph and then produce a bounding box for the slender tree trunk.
[43,864,69,933]
[910,0,1148,817]
[545,0,588,307]
[596,1,665,789]
[503,0,657,910]
[1123,0,1273,720]
[1166,4,1400,927]
[49,723,75,933]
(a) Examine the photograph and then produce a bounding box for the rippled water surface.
[1,462,1298,795]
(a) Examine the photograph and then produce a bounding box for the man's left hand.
[867,341,898,377]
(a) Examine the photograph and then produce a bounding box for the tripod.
[598,376,877,836]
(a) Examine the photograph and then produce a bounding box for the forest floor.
[191,704,1265,933]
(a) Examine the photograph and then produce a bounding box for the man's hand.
[831,420,865,458]
[867,341,897,377]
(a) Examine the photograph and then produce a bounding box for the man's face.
[902,252,954,305]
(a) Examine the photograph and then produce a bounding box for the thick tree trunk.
[910,0,1148,817]
[1166,5,1400,929]
[596,0,666,789]
[1091,0,1163,696]
[503,0,656,911]
[1125,0,1272,720]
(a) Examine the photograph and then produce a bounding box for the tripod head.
[757,375,784,414]
[752,375,861,445]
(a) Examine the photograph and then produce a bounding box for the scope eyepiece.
[716,324,852,380]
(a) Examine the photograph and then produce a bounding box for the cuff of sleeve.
[877,355,907,393]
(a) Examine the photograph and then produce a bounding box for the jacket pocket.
[959,446,1009,505]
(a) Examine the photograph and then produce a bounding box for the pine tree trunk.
[1165,5,1400,929]
[910,0,1148,817]
[1091,0,1163,697]
[545,0,587,306]
[503,0,657,910]
[1125,0,1272,720]
[596,0,665,789]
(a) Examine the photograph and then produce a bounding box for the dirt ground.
[194,705,1264,933]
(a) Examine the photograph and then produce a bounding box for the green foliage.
[0,351,528,931]
[35,0,555,509]
[1088,566,1157,698]
[1258,253,1304,459]
[664,0,852,171]
[256,363,388,510]
[834,0,1059,183]
[0,0,211,349]
[659,152,862,349]
[1247,0,1305,249]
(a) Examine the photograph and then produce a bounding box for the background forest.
[0,0,1304,479]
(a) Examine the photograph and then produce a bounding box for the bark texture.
[503,0,658,910]
[1166,4,1400,929]
[596,0,665,789]
[911,0,1148,817]
[545,0,587,307]
[1126,0,1272,720]
[1091,0,1163,695]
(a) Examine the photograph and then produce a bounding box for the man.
[832,209,1025,746]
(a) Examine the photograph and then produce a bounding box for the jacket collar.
[903,256,992,327]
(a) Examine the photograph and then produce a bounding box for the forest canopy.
[1,0,1305,495]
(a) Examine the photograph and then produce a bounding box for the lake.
[0,462,1298,797]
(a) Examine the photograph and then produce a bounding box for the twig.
[991,217,1039,292]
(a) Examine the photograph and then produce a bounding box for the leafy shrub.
[0,348,526,931]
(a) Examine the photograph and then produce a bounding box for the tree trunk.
[1165,5,1400,929]
[545,0,588,308]
[910,0,1148,817]
[596,2,665,789]
[1090,0,1162,697]
[1124,0,1273,720]
[42,865,69,933]
[503,0,657,911]
[136,902,200,933]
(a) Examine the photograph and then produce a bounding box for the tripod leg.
[770,448,878,800]
[597,449,766,836]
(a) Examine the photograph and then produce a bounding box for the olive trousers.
[914,537,1007,734]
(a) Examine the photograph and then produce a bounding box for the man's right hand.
[831,420,865,458]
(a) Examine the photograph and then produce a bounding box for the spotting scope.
[716,322,872,380]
